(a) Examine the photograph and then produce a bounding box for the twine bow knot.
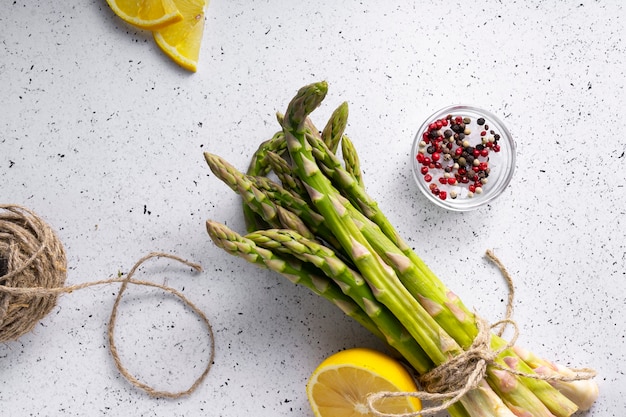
[366,250,596,417]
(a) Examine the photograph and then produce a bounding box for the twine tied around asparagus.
[366,249,597,417]
[0,204,215,398]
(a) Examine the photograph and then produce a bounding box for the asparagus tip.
[283,81,329,130]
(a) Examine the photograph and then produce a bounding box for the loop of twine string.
[0,204,215,399]
[367,249,597,417]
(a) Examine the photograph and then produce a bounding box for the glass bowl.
[411,105,516,212]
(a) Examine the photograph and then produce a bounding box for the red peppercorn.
[432,152,440,162]
[455,148,463,156]
[480,149,489,157]
[424,174,433,182]
[458,168,467,175]
[447,177,456,185]
[493,144,501,152]
[479,162,488,171]
[439,191,447,200]
[480,130,487,136]
[469,184,476,193]
[472,149,480,158]
[438,177,447,184]
[422,157,431,165]
[429,123,438,131]
[435,120,443,129]
[420,166,429,175]
[434,162,442,169]
[432,188,440,196]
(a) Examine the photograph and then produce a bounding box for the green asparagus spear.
[321,101,349,153]
[340,134,364,188]
[247,227,433,374]
[512,346,598,411]
[275,206,315,239]
[264,151,305,195]
[248,175,344,254]
[246,131,288,177]
[244,131,289,231]
[205,220,385,341]
[205,152,283,229]
[281,81,463,364]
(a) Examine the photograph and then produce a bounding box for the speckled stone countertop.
[1,1,624,416]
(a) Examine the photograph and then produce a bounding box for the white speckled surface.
[1,1,625,415]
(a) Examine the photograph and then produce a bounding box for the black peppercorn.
[451,123,465,133]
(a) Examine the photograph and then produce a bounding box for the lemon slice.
[153,0,207,72]
[306,348,422,417]
[106,0,183,31]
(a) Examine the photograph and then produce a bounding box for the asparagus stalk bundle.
[204,82,598,417]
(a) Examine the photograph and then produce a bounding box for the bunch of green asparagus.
[204,82,598,417]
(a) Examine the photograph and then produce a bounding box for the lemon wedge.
[105,0,183,31]
[306,348,422,417]
[153,0,207,72]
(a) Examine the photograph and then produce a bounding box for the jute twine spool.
[0,204,214,398]
[0,204,67,342]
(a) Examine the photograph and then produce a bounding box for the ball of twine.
[0,204,67,342]
[0,204,215,398]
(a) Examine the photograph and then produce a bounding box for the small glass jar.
[411,105,516,212]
